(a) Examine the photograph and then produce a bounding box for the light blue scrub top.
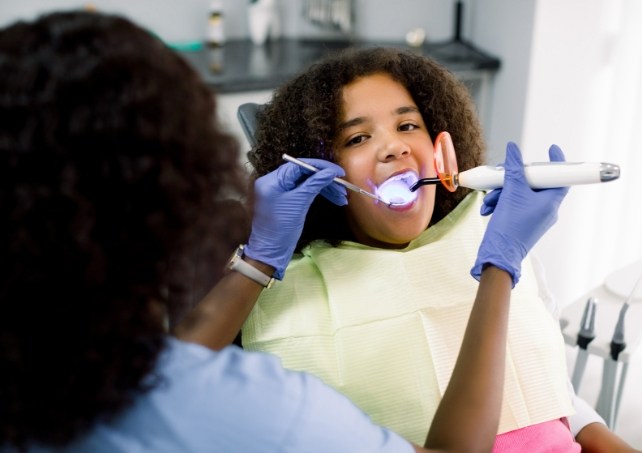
[27,338,412,453]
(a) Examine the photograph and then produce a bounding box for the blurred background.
[2,0,640,447]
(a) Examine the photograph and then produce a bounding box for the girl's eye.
[399,122,419,132]
[345,134,368,146]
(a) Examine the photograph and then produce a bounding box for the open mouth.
[375,171,418,206]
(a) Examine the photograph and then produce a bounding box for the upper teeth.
[376,171,419,205]
[382,171,418,187]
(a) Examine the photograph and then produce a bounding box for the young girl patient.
[241,48,638,452]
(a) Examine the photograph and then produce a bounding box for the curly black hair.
[0,11,248,449]
[249,47,486,250]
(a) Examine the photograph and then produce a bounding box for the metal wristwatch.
[226,244,274,288]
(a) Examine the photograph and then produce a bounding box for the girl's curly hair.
[0,11,248,449]
[249,47,486,250]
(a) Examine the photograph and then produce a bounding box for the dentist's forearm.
[424,265,511,452]
[173,257,274,350]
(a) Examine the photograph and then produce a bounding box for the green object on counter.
[145,29,204,52]
[166,40,204,52]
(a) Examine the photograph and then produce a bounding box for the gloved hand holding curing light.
[244,158,348,279]
[471,142,569,287]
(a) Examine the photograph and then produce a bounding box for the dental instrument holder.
[570,297,597,392]
[560,261,642,430]
[595,303,629,429]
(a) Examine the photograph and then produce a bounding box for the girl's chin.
[376,228,428,248]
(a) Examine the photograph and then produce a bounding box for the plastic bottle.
[207,0,225,47]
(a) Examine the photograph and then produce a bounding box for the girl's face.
[335,73,437,249]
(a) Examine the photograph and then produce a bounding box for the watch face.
[227,246,242,269]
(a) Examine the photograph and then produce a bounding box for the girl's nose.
[378,134,411,162]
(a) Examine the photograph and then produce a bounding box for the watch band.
[226,244,274,288]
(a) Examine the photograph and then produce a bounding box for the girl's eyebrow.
[338,106,420,131]
[338,116,365,131]
[396,106,420,115]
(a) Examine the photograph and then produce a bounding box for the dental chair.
[237,101,642,432]
[237,103,263,149]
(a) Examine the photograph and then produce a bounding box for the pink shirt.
[493,418,581,452]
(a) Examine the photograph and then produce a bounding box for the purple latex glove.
[471,142,569,286]
[244,159,347,279]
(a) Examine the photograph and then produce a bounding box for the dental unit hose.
[597,269,642,428]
